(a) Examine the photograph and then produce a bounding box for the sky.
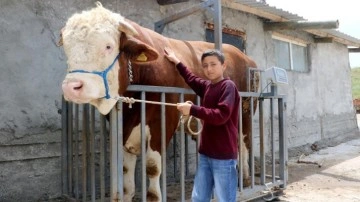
[266,0,360,67]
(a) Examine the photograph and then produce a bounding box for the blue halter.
[68,53,120,99]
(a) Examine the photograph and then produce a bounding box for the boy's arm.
[175,62,208,96]
[190,82,238,125]
[164,47,207,96]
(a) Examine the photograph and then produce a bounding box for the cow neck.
[68,53,120,99]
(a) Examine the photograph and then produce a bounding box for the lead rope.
[113,96,202,136]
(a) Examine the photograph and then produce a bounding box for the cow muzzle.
[62,79,86,102]
[63,53,120,101]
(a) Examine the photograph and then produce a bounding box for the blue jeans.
[192,154,238,202]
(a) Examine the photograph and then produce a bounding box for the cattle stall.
[61,80,287,201]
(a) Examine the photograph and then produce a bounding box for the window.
[273,37,309,72]
[205,23,246,52]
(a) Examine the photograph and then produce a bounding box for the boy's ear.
[222,63,227,70]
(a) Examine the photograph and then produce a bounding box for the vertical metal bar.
[89,106,96,202]
[278,98,287,188]
[247,68,250,92]
[185,128,189,176]
[270,98,275,183]
[213,0,222,51]
[250,97,255,188]
[74,104,79,199]
[180,94,185,202]
[238,96,243,191]
[173,132,177,179]
[67,103,73,195]
[161,93,167,201]
[118,101,124,201]
[99,114,106,201]
[141,92,147,202]
[61,97,69,195]
[196,96,201,163]
[259,99,265,185]
[110,107,118,202]
[82,104,89,202]
[86,105,91,199]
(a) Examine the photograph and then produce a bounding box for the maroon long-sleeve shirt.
[176,62,240,159]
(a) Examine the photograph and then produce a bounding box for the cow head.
[59,2,158,114]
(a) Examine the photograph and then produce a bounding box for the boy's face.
[201,55,225,83]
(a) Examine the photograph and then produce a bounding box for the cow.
[59,2,257,201]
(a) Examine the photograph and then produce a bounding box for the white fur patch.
[125,124,150,155]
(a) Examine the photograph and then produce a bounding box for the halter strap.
[68,53,120,99]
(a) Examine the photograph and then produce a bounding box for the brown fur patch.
[146,191,160,202]
[146,159,159,178]
[124,187,127,194]
[123,166,128,174]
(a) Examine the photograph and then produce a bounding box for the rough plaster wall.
[0,0,67,201]
[0,0,358,201]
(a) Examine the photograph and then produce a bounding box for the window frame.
[272,35,309,72]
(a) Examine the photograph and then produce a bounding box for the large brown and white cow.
[59,2,257,201]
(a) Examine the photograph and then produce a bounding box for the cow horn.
[118,21,138,36]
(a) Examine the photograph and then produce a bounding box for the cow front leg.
[241,140,251,187]
[239,133,251,187]
[123,148,137,202]
[146,148,162,202]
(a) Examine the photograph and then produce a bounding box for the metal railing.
[61,84,287,201]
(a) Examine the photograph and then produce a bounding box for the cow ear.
[118,20,138,36]
[120,33,158,63]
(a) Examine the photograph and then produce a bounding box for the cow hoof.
[146,191,160,202]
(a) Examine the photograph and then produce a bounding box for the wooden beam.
[349,48,360,53]
[157,0,189,5]
[264,20,339,31]
[314,37,334,43]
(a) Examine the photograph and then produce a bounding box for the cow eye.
[106,45,111,50]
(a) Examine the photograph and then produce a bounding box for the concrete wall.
[0,0,358,201]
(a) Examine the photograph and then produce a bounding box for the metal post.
[259,98,265,185]
[117,101,124,201]
[110,107,118,202]
[82,104,89,202]
[270,98,275,183]
[213,0,222,50]
[161,93,167,201]
[141,92,147,202]
[61,97,69,195]
[67,103,73,195]
[250,97,255,188]
[74,104,79,199]
[278,98,287,188]
[89,106,96,202]
[99,114,106,201]
[180,94,185,202]
[238,96,243,191]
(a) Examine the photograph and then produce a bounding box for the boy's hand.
[164,47,180,65]
[177,102,192,116]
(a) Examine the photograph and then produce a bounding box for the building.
[0,0,359,201]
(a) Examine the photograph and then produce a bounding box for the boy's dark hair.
[201,49,225,64]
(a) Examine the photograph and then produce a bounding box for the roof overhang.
[222,0,360,48]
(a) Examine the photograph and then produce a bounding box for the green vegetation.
[351,67,360,99]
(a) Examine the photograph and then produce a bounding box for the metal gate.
[61,83,287,201]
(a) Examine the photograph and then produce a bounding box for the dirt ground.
[272,116,360,202]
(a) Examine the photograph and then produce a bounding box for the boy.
[164,47,240,202]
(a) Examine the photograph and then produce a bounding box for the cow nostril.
[73,84,83,90]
